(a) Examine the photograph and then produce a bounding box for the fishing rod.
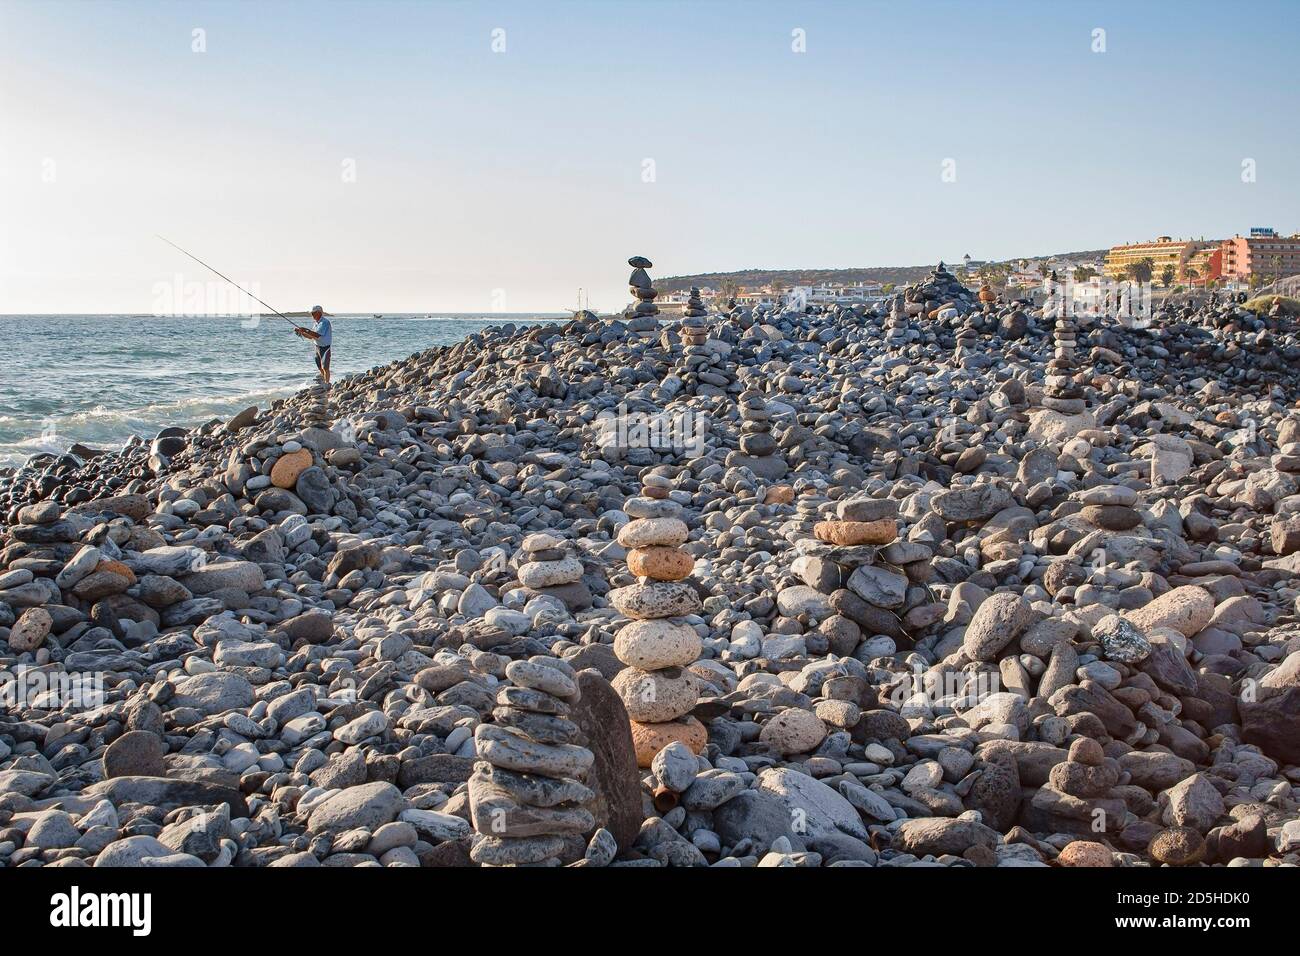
[155,235,308,330]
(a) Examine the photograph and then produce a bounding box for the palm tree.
[715,278,740,307]
[1159,265,1176,288]
[1127,257,1155,284]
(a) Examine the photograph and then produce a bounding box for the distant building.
[1219,230,1300,283]
[1104,237,1213,282]
[1007,261,1047,289]
[785,282,885,308]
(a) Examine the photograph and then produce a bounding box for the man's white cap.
[311,305,323,313]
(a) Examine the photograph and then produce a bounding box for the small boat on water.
[373,314,383,319]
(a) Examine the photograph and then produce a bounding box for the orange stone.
[813,519,897,546]
[627,546,693,581]
[1057,840,1114,867]
[95,559,136,586]
[764,485,795,505]
[629,716,707,768]
[270,448,313,489]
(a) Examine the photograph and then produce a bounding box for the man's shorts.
[314,343,331,373]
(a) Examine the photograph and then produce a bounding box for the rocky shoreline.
[2,259,1299,868]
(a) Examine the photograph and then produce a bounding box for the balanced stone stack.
[683,286,706,319]
[626,255,659,320]
[1042,316,1086,414]
[609,476,706,766]
[516,531,591,612]
[670,311,733,397]
[470,655,596,865]
[884,297,911,347]
[954,313,979,363]
[302,382,330,429]
[779,495,918,655]
[868,443,892,479]
[790,490,830,540]
[1022,736,1124,837]
[725,390,787,481]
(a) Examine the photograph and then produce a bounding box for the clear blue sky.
[1,0,1297,314]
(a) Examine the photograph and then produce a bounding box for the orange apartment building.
[1218,228,1300,284]
[1105,228,1299,286]
[1103,237,1211,283]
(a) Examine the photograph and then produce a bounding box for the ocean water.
[0,313,563,468]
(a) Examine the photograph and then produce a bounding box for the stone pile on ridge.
[470,654,596,865]
[610,474,706,766]
[904,262,978,319]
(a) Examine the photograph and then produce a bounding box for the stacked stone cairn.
[1042,315,1086,414]
[516,531,591,612]
[608,475,706,767]
[1021,736,1125,838]
[683,285,706,320]
[954,312,979,364]
[669,293,733,397]
[884,296,911,347]
[470,655,596,865]
[723,389,787,482]
[626,255,659,321]
[781,494,918,657]
[303,381,330,428]
[789,488,829,541]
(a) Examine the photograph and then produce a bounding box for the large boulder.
[308,781,406,832]
[171,671,254,716]
[569,671,643,851]
[962,592,1035,661]
[1125,586,1214,638]
[894,817,1000,856]
[181,561,265,595]
[755,767,871,845]
[1240,652,1300,764]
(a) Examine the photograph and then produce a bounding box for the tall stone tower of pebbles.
[608,474,708,766]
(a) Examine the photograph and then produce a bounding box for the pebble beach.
[2,258,1299,870]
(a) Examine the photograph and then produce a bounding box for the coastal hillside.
[655,249,1111,294]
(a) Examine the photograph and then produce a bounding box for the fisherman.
[295,305,332,385]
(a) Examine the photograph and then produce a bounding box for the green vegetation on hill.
[1243,295,1300,315]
